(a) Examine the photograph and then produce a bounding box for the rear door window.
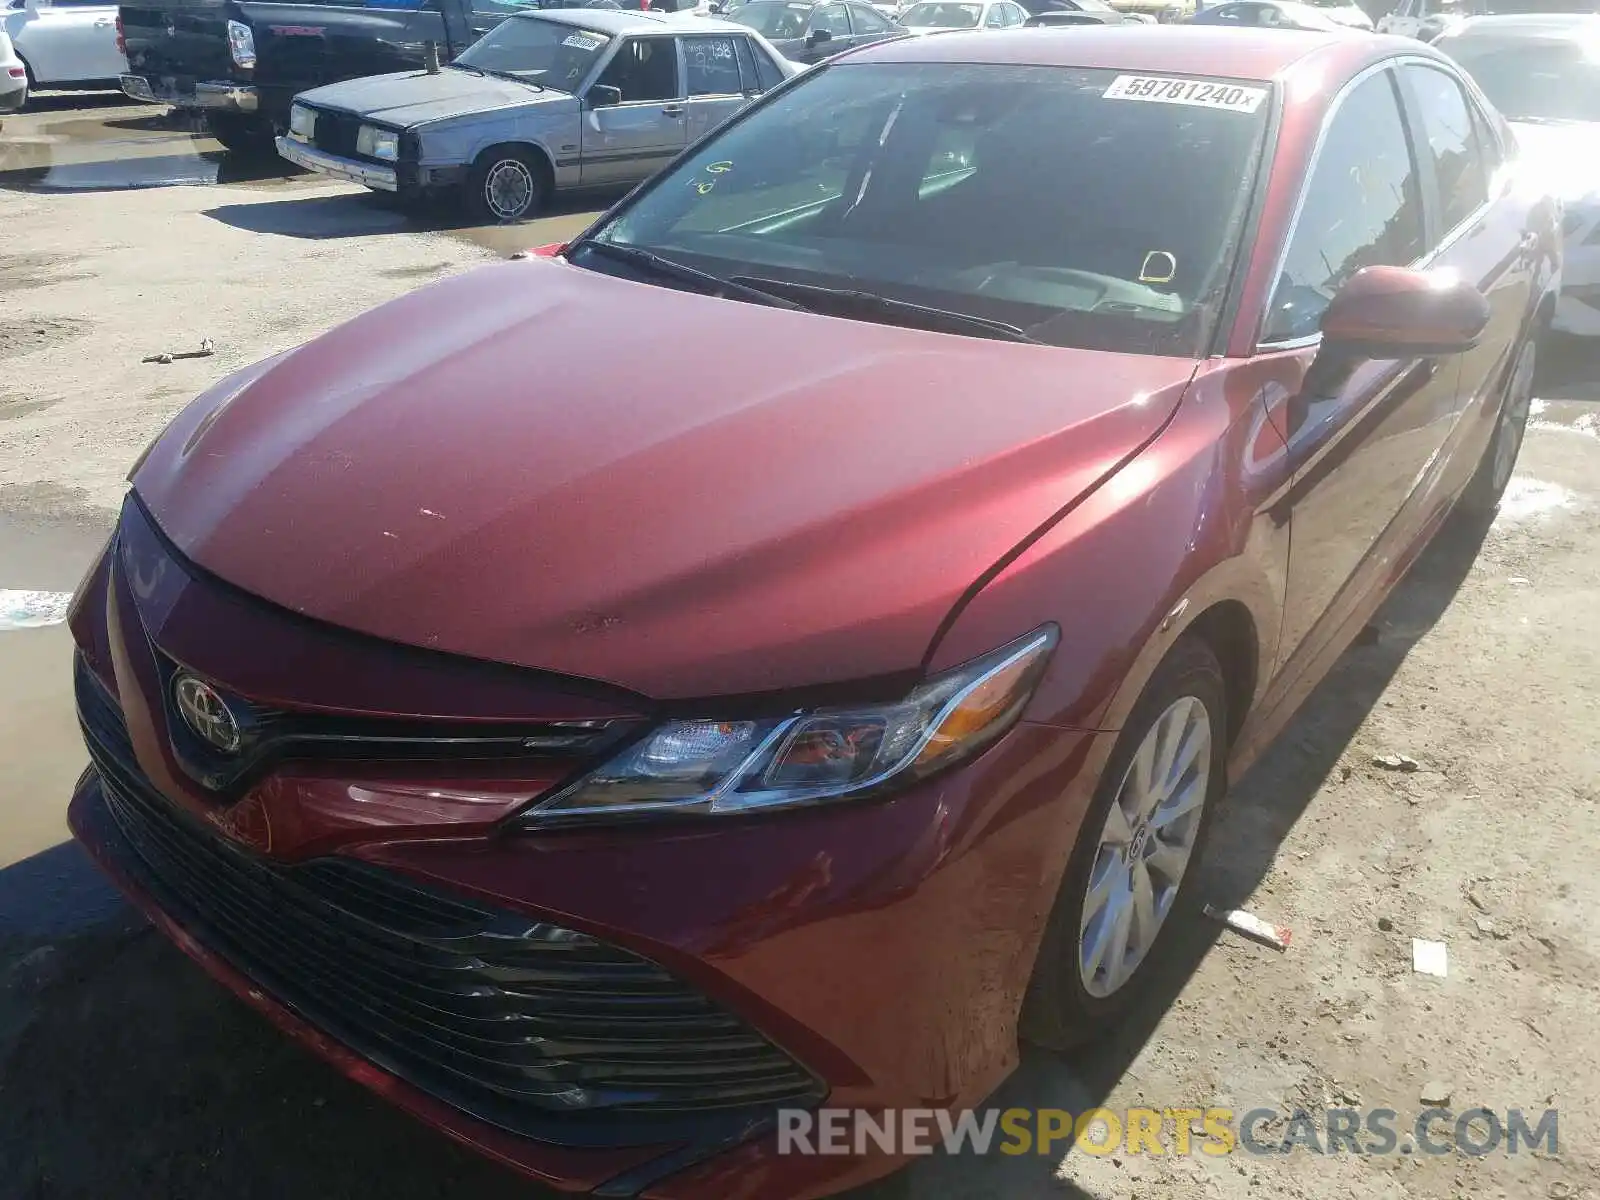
[1401,64,1490,239]
[682,34,743,96]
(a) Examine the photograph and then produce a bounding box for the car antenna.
[425,40,442,74]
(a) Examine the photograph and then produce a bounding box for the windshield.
[1443,39,1600,122]
[577,63,1269,356]
[730,2,814,36]
[901,2,983,24]
[454,16,612,89]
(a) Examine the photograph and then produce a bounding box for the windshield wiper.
[483,67,544,90]
[577,242,804,310]
[445,61,485,76]
[729,275,1044,344]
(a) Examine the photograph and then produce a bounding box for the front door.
[797,1,851,61]
[1264,67,1460,673]
[581,35,686,186]
[679,32,749,146]
[844,0,902,45]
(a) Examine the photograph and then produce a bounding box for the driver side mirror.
[1320,265,1490,358]
[587,83,623,108]
[1295,266,1490,419]
[805,27,834,44]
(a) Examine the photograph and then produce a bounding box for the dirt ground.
[2,91,1598,1200]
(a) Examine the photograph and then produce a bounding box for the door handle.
[94,17,113,24]
[660,103,685,116]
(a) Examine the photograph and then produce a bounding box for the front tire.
[465,146,549,223]
[204,111,274,156]
[1019,636,1227,1051]
[1459,333,1536,517]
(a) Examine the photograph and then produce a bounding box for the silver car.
[277,10,797,223]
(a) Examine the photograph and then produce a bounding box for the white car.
[1376,0,1474,40]
[1,0,125,91]
[0,29,25,110]
[1434,14,1600,336]
[897,0,1029,31]
[1297,0,1372,28]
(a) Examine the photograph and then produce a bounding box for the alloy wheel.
[1079,695,1211,998]
[483,158,536,222]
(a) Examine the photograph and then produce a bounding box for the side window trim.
[1393,60,1493,253]
[732,34,758,94]
[1255,60,1431,351]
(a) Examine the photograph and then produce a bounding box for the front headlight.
[356,124,400,161]
[226,19,256,69]
[288,103,315,140]
[520,626,1058,826]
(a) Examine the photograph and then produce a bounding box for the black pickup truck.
[118,0,659,150]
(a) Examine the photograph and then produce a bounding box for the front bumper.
[121,73,258,112]
[276,135,397,192]
[65,503,1111,1198]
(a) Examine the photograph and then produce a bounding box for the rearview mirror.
[587,83,623,108]
[1320,265,1489,358]
[806,27,834,44]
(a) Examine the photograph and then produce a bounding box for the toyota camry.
[69,24,1557,1200]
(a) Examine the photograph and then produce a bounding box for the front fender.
[925,360,1293,745]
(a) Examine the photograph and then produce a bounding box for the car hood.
[296,68,560,127]
[1509,119,1600,206]
[132,258,1198,701]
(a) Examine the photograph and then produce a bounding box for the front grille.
[76,661,822,1145]
[311,108,360,159]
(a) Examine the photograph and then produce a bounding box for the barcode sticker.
[1103,75,1268,113]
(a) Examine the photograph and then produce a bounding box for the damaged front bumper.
[121,74,258,112]
[275,136,397,191]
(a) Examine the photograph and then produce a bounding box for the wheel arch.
[470,139,557,185]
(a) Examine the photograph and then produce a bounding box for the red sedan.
[68,24,1556,1200]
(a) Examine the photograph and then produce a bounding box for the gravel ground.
[2,96,1598,1200]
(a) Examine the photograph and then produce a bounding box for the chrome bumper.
[275,136,398,192]
[120,74,259,112]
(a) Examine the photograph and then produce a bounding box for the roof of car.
[840,23,1412,79]
[510,8,749,34]
[1441,12,1600,40]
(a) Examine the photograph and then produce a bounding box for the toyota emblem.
[174,674,242,754]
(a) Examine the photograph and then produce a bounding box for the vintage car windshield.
[729,3,815,38]
[453,16,613,90]
[901,2,984,25]
[578,63,1269,356]
[1441,39,1600,122]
